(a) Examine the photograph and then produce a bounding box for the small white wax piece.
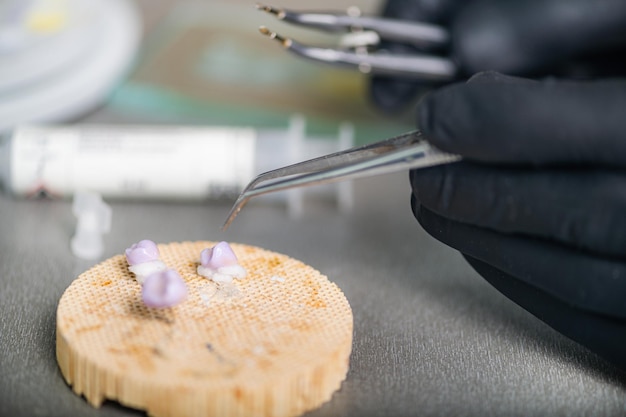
[197,265,214,279]
[200,293,211,305]
[212,273,234,283]
[218,264,247,279]
[197,265,233,283]
[270,275,285,283]
[129,260,167,284]
[197,265,238,283]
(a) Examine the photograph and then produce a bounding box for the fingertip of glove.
[410,190,420,221]
[412,203,450,244]
[416,87,457,152]
[370,76,423,113]
[416,92,434,136]
[468,71,539,85]
[416,74,540,159]
[411,196,433,236]
[467,71,503,84]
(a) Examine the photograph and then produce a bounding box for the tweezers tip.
[221,192,252,231]
[258,26,291,47]
[221,210,237,231]
[255,3,283,17]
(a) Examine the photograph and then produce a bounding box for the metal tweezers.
[221,6,462,229]
[223,130,461,229]
[256,3,457,80]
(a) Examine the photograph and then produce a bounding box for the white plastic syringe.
[0,115,354,214]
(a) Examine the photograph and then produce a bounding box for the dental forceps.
[222,130,461,229]
[256,3,457,81]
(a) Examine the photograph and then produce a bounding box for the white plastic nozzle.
[70,191,112,259]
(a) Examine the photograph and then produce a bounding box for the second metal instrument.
[256,3,457,81]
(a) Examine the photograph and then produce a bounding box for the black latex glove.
[371,0,626,112]
[411,71,626,369]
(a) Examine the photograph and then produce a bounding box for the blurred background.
[1,0,413,143]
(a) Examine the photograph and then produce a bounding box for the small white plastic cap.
[70,191,112,259]
[338,31,380,49]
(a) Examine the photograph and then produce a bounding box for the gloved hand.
[371,0,626,112]
[411,71,626,369]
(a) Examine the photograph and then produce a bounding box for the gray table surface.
[1,171,626,417]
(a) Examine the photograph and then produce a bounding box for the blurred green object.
[109,1,413,144]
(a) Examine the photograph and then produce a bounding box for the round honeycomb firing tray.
[56,241,353,417]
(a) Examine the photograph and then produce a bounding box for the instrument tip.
[258,26,291,47]
[255,3,283,17]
